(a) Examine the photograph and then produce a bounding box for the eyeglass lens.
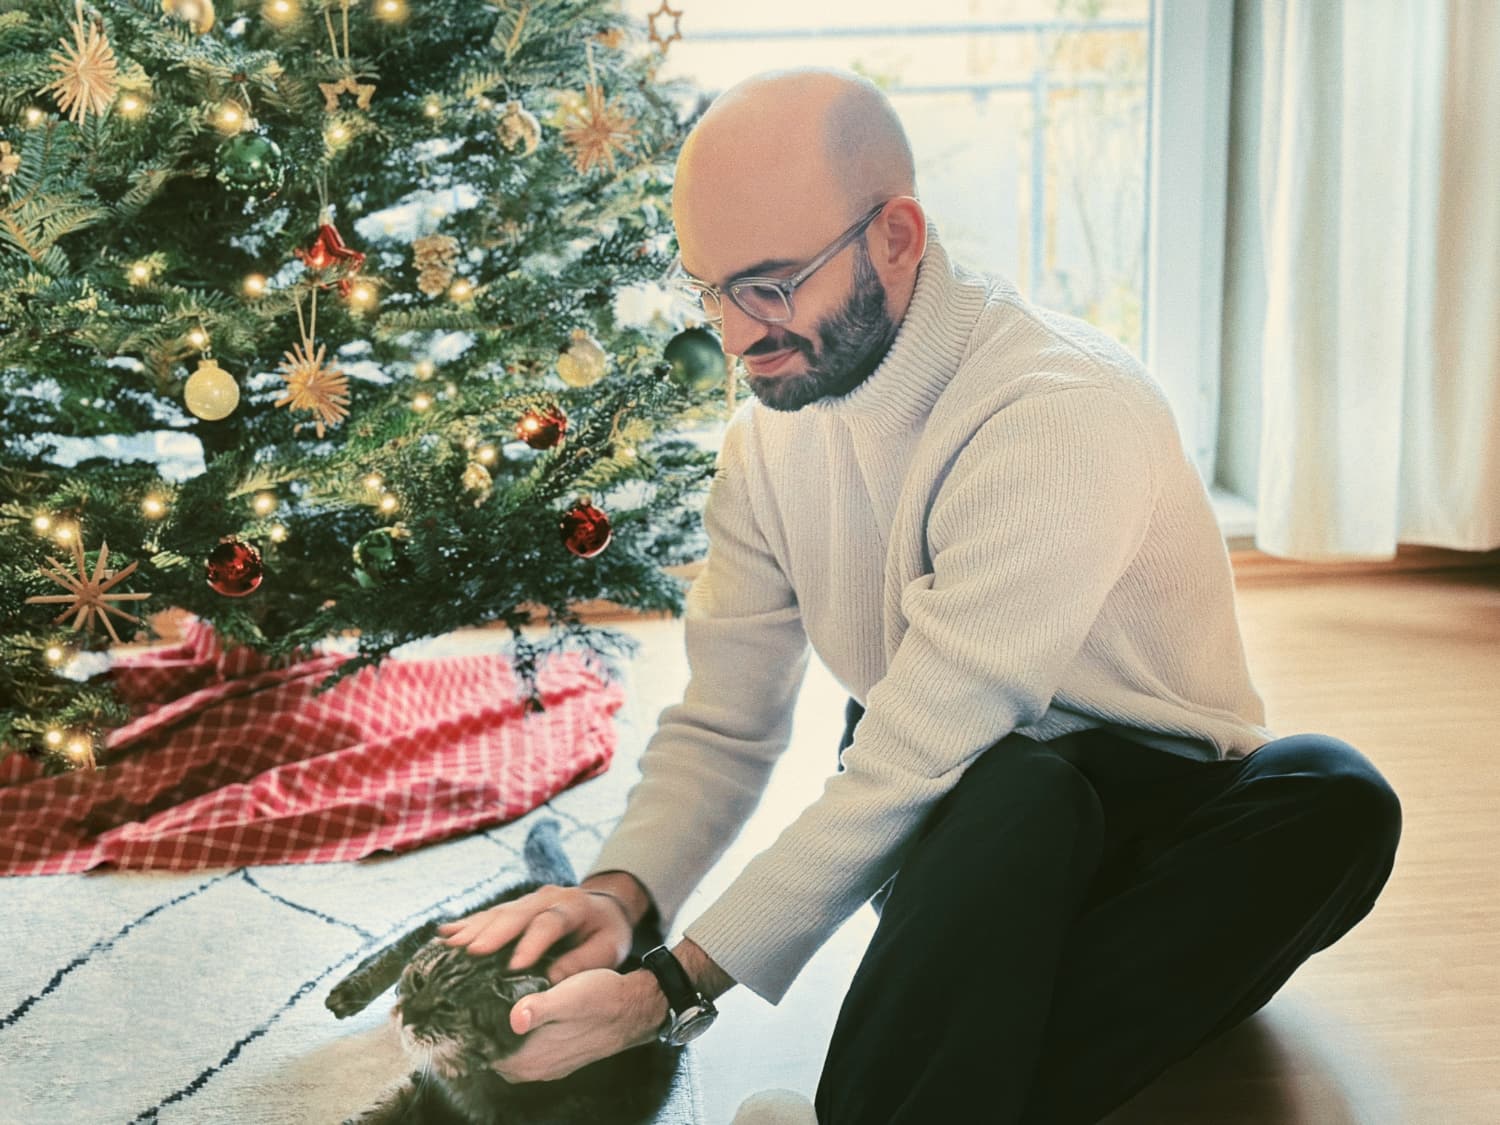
[685,282,791,324]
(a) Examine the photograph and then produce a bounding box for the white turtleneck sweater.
[585,223,1274,1005]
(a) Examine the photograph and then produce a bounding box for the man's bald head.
[671,68,918,277]
[670,67,928,412]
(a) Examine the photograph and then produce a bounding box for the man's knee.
[1252,735,1402,865]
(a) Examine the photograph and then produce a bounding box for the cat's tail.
[522,816,576,888]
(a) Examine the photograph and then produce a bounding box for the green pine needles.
[0,0,725,773]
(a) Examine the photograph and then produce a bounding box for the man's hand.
[493,967,669,1083]
[435,885,634,984]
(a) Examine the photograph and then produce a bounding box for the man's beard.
[742,240,901,413]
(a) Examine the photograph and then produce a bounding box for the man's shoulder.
[937,290,1174,433]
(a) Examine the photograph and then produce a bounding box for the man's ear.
[873,197,927,276]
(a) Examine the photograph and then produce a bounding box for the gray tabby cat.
[329,818,684,1124]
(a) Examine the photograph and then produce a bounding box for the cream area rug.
[0,631,703,1125]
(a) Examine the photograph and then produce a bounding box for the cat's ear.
[491,974,550,1005]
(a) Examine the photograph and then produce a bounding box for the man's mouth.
[742,349,798,376]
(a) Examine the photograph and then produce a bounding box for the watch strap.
[641,944,701,1015]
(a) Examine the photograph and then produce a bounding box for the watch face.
[664,1004,716,1046]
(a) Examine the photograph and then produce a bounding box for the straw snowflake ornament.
[276,339,350,438]
[42,1,119,126]
[25,538,150,645]
[560,45,637,175]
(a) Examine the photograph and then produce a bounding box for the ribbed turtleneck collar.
[797,222,993,434]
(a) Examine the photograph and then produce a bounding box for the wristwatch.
[641,945,718,1046]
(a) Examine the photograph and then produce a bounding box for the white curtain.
[1253,0,1500,559]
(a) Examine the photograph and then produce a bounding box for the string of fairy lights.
[14,0,704,771]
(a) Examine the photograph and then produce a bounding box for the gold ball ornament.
[556,329,608,388]
[184,357,240,420]
[162,0,216,35]
[498,101,541,156]
[461,461,493,506]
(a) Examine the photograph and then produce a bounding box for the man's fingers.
[546,934,619,984]
[440,898,540,956]
[507,905,571,969]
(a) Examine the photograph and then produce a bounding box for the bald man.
[440,67,1401,1123]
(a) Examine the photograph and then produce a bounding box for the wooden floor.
[1100,565,1500,1124]
[606,562,1500,1123]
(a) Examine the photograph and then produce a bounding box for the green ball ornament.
[352,525,412,588]
[663,327,725,393]
[214,131,286,205]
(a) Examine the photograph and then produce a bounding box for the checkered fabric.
[0,618,624,875]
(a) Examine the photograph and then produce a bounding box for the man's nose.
[717,300,776,359]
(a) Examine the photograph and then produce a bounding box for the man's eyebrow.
[683,256,801,285]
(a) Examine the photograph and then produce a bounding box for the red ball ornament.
[560,499,612,558]
[516,405,568,450]
[205,538,264,597]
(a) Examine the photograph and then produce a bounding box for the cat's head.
[392,938,553,1080]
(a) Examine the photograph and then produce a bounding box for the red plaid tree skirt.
[0,619,624,875]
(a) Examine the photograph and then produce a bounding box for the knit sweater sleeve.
[681,385,1160,1004]
[582,411,812,936]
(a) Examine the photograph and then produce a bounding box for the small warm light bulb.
[414,360,435,380]
[477,444,497,465]
[217,103,245,132]
[25,107,44,126]
[243,273,267,297]
[187,327,209,349]
[66,737,92,763]
[264,0,299,24]
[142,495,167,518]
[129,262,151,285]
[379,494,399,513]
[412,393,433,412]
[521,416,540,435]
[327,123,349,144]
[45,729,64,748]
[363,473,383,491]
[449,279,473,301]
[375,0,407,22]
[45,646,65,664]
[119,94,145,117]
[54,524,76,544]
[349,282,375,307]
[253,492,277,516]
[269,523,288,542]
[423,100,441,118]
[33,515,52,533]
[619,445,638,461]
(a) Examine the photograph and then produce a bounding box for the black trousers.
[815,699,1402,1125]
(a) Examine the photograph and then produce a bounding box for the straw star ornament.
[25,538,150,645]
[42,1,119,126]
[561,82,637,175]
[276,339,351,437]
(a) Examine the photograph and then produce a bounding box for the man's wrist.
[627,967,673,1044]
[580,870,655,929]
[669,937,736,1003]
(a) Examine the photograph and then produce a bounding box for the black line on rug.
[133,865,531,1122]
[239,871,377,940]
[0,869,242,1032]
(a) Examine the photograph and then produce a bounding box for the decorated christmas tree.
[0,0,729,774]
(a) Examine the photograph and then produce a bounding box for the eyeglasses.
[665,200,889,325]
